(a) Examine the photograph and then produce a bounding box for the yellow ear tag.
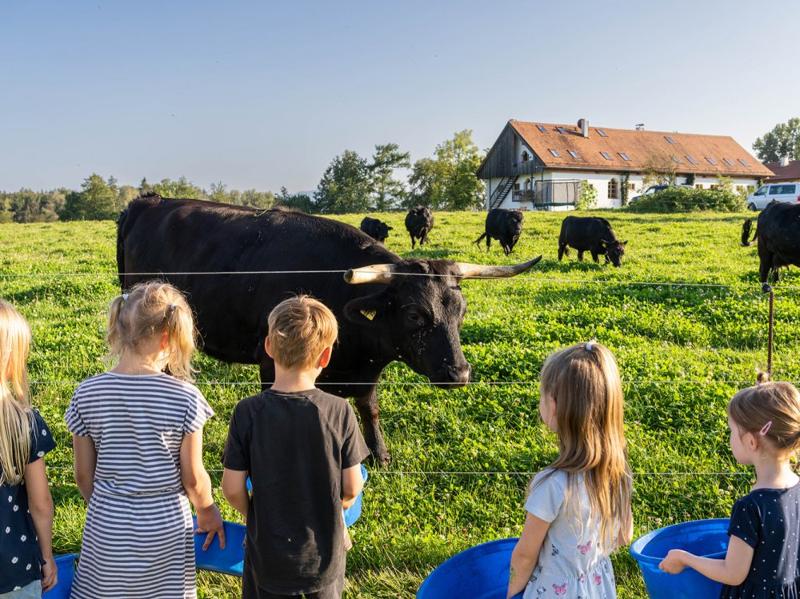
[360,309,377,321]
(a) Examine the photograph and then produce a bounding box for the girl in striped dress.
[66,282,225,599]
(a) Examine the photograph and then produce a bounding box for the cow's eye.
[405,310,426,327]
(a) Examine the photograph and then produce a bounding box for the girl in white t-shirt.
[507,342,633,599]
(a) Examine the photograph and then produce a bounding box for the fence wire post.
[767,288,775,378]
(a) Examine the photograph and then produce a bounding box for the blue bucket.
[42,553,78,599]
[630,518,729,599]
[193,518,248,576]
[417,538,524,599]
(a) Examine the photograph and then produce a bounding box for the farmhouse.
[477,119,773,210]
[765,158,800,183]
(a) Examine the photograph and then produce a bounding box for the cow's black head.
[375,222,392,242]
[603,239,627,267]
[342,256,541,387]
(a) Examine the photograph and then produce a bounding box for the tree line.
[0,130,485,223]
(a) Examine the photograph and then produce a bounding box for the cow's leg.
[558,244,567,261]
[486,236,491,251]
[578,250,584,262]
[591,250,600,263]
[759,252,773,289]
[355,389,389,465]
[410,233,416,249]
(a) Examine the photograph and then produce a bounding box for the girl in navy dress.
[660,375,800,597]
[0,300,56,598]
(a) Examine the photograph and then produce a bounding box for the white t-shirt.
[523,469,617,598]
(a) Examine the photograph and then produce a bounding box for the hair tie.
[760,420,773,436]
[585,340,596,352]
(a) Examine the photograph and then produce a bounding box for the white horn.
[343,264,397,285]
[456,255,542,279]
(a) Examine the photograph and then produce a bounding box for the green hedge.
[626,187,745,213]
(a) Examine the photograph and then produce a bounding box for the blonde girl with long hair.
[0,300,57,598]
[660,377,800,597]
[507,341,633,599]
[65,282,225,599]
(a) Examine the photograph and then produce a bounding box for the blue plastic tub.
[630,518,729,598]
[417,538,523,599]
[193,518,248,575]
[42,553,78,599]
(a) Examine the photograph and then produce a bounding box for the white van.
[746,182,800,210]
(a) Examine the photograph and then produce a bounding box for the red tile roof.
[764,160,800,182]
[507,120,773,178]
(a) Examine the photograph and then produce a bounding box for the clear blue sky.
[2,0,798,192]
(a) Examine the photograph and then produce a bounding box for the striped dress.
[65,372,214,599]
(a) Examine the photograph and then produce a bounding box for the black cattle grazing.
[558,216,627,267]
[117,194,542,464]
[474,208,524,255]
[405,206,434,248]
[741,201,800,291]
[359,216,392,243]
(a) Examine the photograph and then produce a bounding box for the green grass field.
[2,210,799,598]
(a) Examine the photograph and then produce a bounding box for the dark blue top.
[0,410,55,594]
[721,483,800,599]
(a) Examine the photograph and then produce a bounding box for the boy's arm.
[341,464,364,509]
[72,434,96,502]
[507,513,550,598]
[222,469,249,518]
[659,536,754,585]
[25,458,56,591]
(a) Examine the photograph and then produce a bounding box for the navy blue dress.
[0,410,55,594]
[720,483,800,598]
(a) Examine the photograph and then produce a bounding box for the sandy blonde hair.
[538,341,632,551]
[267,295,338,369]
[728,374,800,453]
[108,281,196,381]
[0,300,34,486]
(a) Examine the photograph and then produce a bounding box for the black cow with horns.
[117,194,542,464]
[741,201,800,291]
[405,206,434,249]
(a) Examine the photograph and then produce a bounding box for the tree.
[239,189,276,210]
[753,117,800,162]
[408,130,484,210]
[276,187,314,212]
[369,143,410,210]
[208,181,228,202]
[641,154,678,187]
[314,150,372,213]
[576,181,598,210]
[60,174,118,220]
[139,177,153,195]
[152,177,205,199]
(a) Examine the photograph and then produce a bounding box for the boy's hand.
[41,558,57,591]
[659,549,688,574]
[196,504,226,551]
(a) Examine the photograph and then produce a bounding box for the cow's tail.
[116,207,129,290]
[474,232,487,246]
[741,218,757,247]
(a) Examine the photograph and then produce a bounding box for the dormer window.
[521,150,530,162]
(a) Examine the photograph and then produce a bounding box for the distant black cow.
[117,195,542,463]
[474,209,524,255]
[558,216,627,267]
[360,217,392,243]
[741,201,800,291]
[405,206,434,248]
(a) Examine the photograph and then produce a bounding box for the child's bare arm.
[222,468,249,518]
[72,434,96,502]
[180,430,226,550]
[25,458,57,591]
[507,513,550,598]
[341,464,363,509]
[659,536,754,585]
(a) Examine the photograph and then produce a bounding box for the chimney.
[577,118,589,138]
[780,155,790,167]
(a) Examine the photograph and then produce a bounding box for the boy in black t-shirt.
[222,295,370,599]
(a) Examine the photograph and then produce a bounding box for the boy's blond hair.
[267,295,338,369]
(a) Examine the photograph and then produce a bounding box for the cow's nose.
[446,364,471,385]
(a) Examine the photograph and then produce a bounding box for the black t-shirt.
[720,483,800,598]
[223,388,370,595]
[0,410,56,594]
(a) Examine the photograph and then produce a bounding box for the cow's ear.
[621,240,628,246]
[387,225,393,230]
[344,294,385,326]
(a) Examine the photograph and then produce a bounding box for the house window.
[664,136,676,144]
[671,155,682,164]
[556,126,567,134]
[736,185,744,192]
[608,178,619,199]
[722,158,734,167]
[628,183,636,190]
[738,158,749,167]
[521,150,530,162]
[596,129,608,137]
[695,184,704,189]
[600,151,612,160]
[619,152,631,161]
[536,124,547,133]
[686,155,699,165]
[549,149,560,157]
[710,184,719,190]
[568,150,580,159]
[705,156,717,165]
[514,182,521,191]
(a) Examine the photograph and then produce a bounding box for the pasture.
[2,209,799,598]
